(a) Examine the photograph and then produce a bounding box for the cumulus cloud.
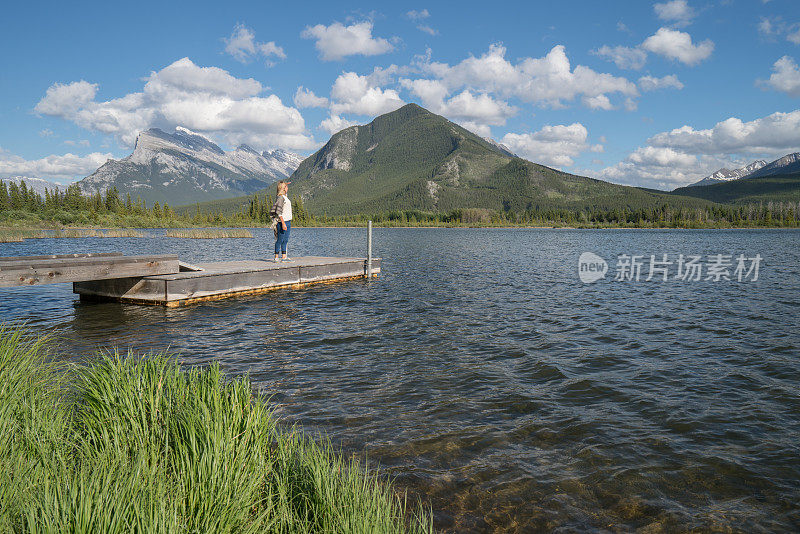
[500,123,602,167]
[329,71,405,116]
[319,114,359,135]
[294,86,329,108]
[654,0,696,27]
[223,24,285,66]
[0,150,113,180]
[583,94,614,110]
[39,129,54,137]
[638,74,684,91]
[641,28,714,65]
[759,56,800,97]
[301,21,394,61]
[34,57,315,150]
[596,147,703,188]
[415,43,638,109]
[649,109,800,154]
[401,78,516,125]
[592,45,647,70]
[597,109,800,188]
[34,81,97,116]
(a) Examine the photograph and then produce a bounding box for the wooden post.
[366,220,373,278]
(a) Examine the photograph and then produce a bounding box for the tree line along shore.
[1,181,800,232]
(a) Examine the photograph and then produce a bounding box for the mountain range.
[77,127,302,206]
[686,153,800,188]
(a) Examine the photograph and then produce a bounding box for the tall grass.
[0,326,431,533]
[100,229,146,238]
[166,228,253,239]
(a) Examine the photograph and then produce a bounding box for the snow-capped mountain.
[78,128,303,206]
[0,176,65,196]
[688,160,767,187]
[744,152,800,179]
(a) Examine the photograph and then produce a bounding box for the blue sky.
[1,0,798,190]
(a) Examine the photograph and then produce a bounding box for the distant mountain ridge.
[77,127,302,206]
[685,152,800,188]
[745,152,800,179]
[688,160,767,187]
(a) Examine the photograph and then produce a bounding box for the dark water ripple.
[1,228,799,532]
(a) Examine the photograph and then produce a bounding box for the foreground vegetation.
[0,326,431,533]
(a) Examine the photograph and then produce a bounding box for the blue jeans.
[274,220,290,255]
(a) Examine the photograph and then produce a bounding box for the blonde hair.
[276,180,288,196]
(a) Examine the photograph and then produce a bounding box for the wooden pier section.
[74,256,380,307]
[0,253,379,307]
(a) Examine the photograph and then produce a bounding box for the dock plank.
[0,254,179,287]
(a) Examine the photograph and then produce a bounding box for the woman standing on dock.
[271,180,292,262]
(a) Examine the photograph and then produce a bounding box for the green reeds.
[166,228,253,239]
[100,229,146,238]
[0,326,431,533]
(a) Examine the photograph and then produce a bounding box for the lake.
[1,228,798,532]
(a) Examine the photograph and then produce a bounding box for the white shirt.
[279,194,292,221]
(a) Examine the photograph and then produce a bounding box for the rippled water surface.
[2,228,799,532]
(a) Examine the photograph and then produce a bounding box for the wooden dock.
[73,256,380,307]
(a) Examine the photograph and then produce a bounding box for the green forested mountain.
[179,104,716,216]
[671,173,800,204]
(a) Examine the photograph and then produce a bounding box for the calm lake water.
[1,228,799,532]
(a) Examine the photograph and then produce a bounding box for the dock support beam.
[367,220,373,278]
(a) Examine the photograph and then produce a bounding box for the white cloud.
[329,71,405,116]
[417,25,438,36]
[416,43,638,109]
[456,121,492,137]
[301,21,393,61]
[34,81,97,116]
[582,94,614,110]
[757,16,800,44]
[500,123,601,167]
[654,0,696,27]
[760,56,800,97]
[642,28,714,66]
[0,150,113,180]
[758,17,778,37]
[592,45,647,70]
[35,57,314,151]
[39,129,54,137]
[294,86,329,108]
[223,24,285,66]
[649,109,800,154]
[319,114,359,135]
[596,147,702,188]
[638,74,684,91]
[401,79,516,125]
[597,109,800,188]
[406,9,430,20]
